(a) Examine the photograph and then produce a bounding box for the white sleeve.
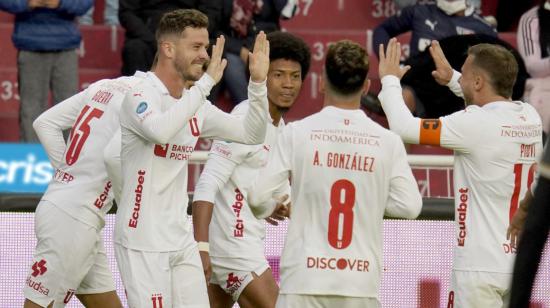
[104,129,122,203]
[33,91,87,168]
[446,70,464,98]
[378,75,422,144]
[248,126,292,218]
[193,141,249,203]
[384,136,422,219]
[379,75,480,152]
[517,12,550,78]
[122,74,215,144]
[200,78,269,144]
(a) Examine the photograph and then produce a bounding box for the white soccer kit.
[379,73,543,307]
[248,106,422,302]
[193,101,289,299]
[114,71,269,307]
[26,74,144,307]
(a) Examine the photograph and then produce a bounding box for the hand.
[198,251,212,285]
[265,195,291,225]
[378,38,410,80]
[249,31,270,83]
[429,40,453,85]
[28,0,42,9]
[240,47,250,64]
[205,35,228,84]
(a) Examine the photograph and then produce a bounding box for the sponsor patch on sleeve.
[212,143,232,158]
[136,102,148,114]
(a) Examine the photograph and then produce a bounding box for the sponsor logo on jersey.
[136,102,148,114]
[26,276,50,296]
[154,143,194,161]
[53,169,75,184]
[226,273,245,295]
[233,188,245,237]
[151,293,164,308]
[310,129,380,146]
[94,181,112,209]
[31,259,47,277]
[457,187,469,247]
[306,256,370,272]
[128,170,146,228]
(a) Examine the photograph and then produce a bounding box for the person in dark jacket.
[373,0,496,58]
[202,0,292,105]
[0,0,93,142]
[119,0,205,76]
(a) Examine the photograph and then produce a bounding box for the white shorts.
[276,294,380,308]
[209,256,269,301]
[447,270,512,308]
[24,201,115,308]
[115,242,209,308]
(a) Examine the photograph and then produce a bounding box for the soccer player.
[25,73,146,307]
[191,31,311,308]
[113,9,271,308]
[247,40,422,308]
[377,38,543,307]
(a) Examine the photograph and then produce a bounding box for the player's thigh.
[450,270,509,308]
[276,294,379,308]
[207,283,234,308]
[24,201,99,308]
[76,239,121,308]
[114,245,171,308]
[171,247,210,308]
[238,268,279,308]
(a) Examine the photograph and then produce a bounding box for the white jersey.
[248,106,422,298]
[193,101,289,259]
[379,75,543,274]
[115,72,269,252]
[34,73,144,229]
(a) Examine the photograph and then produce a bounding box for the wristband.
[197,241,209,252]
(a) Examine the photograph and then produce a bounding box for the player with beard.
[192,31,310,308]
[378,38,543,308]
[113,9,271,308]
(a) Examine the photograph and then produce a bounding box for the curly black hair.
[266,31,311,80]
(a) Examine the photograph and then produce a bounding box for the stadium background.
[0,0,549,307]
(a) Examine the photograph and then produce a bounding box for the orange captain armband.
[419,119,442,146]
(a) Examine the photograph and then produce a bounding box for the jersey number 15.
[66,105,104,165]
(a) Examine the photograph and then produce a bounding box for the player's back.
[449,101,542,273]
[41,76,142,227]
[278,106,420,298]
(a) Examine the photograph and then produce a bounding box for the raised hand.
[205,35,228,84]
[429,40,454,85]
[378,38,410,80]
[249,31,270,83]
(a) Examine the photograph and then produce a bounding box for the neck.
[153,60,185,99]
[475,93,511,106]
[323,92,361,110]
[269,102,284,126]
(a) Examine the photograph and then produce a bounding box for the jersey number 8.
[328,179,356,249]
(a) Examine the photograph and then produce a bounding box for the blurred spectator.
[373,0,496,58]
[400,34,528,118]
[394,0,482,12]
[202,0,297,106]
[0,0,93,142]
[517,1,550,136]
[119,0,202,76]
[79,0,119,25]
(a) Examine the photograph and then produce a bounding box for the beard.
[174,56,203,82]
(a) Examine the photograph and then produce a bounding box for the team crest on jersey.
[136,102,148,114]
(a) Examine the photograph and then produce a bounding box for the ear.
[474,74,483,91]
[363,79,371,94]
[319,70,326,95]
[159,40,175,59]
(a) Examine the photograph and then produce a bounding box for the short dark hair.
[325,40,369,96]
[156,9,208,41]
[266,31,311,80]
[468,43,518,98]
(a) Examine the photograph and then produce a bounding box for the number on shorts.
[328,179,356,249]
[66,105,104,165]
